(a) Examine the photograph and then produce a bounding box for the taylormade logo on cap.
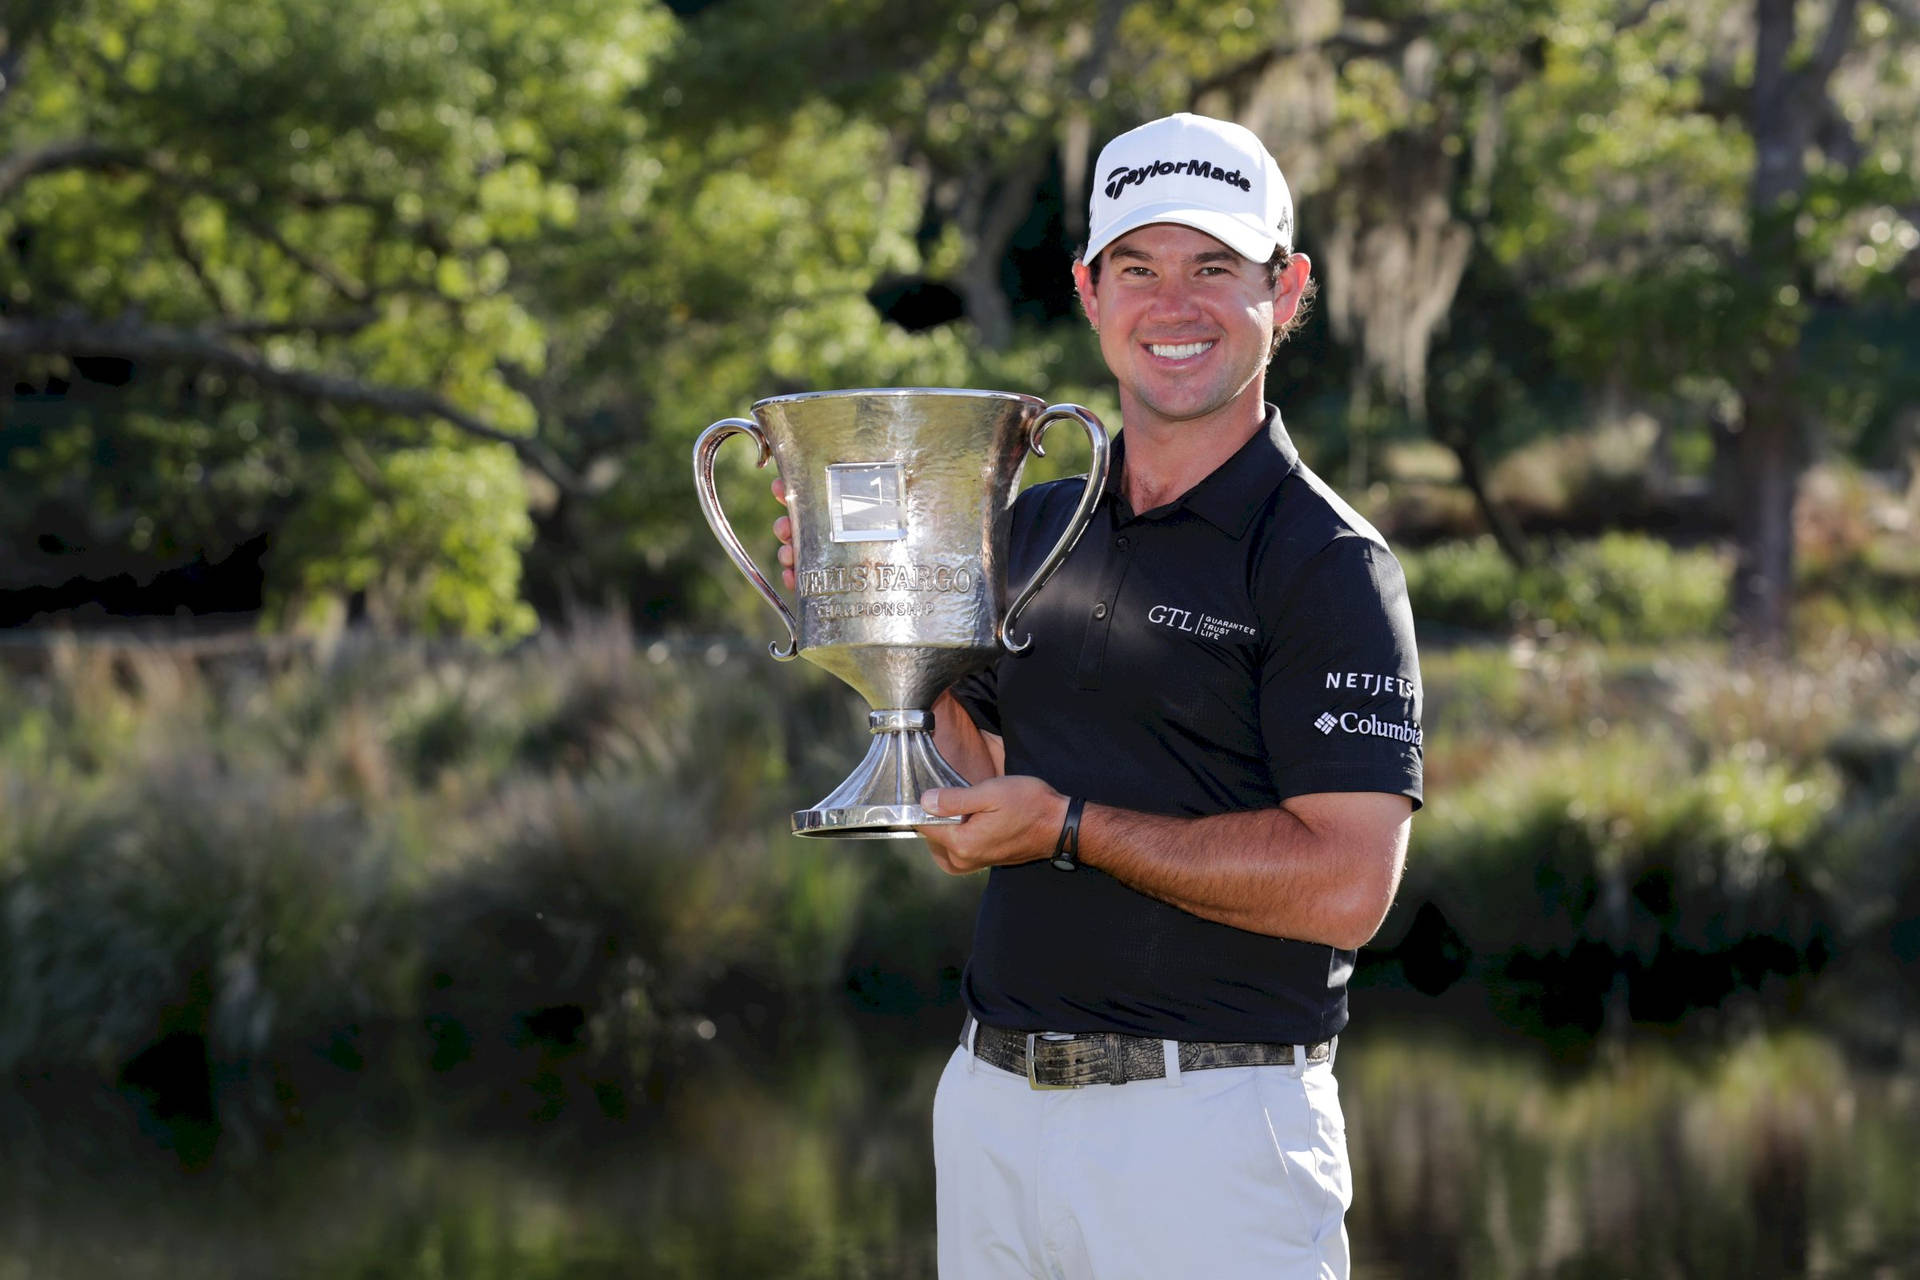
[1085,113,1294,265]
[1104,159,1253,200]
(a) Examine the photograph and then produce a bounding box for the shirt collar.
[1104,404,1300,538]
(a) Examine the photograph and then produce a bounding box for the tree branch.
[167,214,233,318]
[212,195,371,305]
[1612,0,1663,35]
[0,314,583,494]
[0,139,144,203]
[2,142,385,314]
[1805,0,1861,84]
[216,311,378,339]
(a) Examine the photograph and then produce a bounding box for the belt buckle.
[1025,1033,1074,1091]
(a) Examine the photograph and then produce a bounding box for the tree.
[1487,0,1920,649]
[0,0,1014,634]
[1,0,650,633]
[663,0,1289,350]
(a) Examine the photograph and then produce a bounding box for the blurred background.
[2,0,1918,1275]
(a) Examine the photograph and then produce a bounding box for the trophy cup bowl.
[692,388,1110,838]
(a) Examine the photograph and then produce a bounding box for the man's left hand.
[916,776,1070,875]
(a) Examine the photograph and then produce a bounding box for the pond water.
[2,985,1915,1278]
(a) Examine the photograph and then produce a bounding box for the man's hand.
[771,476,797,590]
[916,775,1069,876]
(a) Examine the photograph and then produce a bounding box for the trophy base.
[792,709,970,839]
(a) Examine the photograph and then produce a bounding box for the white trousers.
[933,1035,1352,1279]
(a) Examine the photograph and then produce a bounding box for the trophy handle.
[693,418,801,660]
[999,403,1111,654]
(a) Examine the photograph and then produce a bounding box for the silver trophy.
[693,388,1110,838]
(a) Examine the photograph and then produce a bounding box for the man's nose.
[1144,276,1204,319]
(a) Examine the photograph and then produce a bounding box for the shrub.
[1402,534,1730,641]
[1400,538,1526,633]
[1399,730,1842,964]
[0,761,411,1077]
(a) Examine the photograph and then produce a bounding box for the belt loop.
[1292,1044,1309,1077]
[1161,1039,1182,1087]
[965,1014,979,1074]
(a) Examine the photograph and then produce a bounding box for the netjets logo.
[1316,710,1423,746]
[1105,157,1253,201]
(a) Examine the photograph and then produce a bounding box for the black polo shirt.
[949,407,1423,1044]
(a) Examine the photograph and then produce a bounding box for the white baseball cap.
[1084,113,1294,264]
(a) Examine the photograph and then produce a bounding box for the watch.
[1050,795,1086,871]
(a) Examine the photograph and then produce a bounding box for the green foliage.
[1539,535,1730,642]
[1406,729,1842,959]
[0,630,919,1083]
[1402,537,1527,632]
[7,0,1919,638]
[1398,634,1920,970]
[1345,1030,1920,1277]
[1402,533,1730,641]
[1486,0,1920,410]
[5,627,1914,1088]
[0,759,410,1075]
[268,443,537,640]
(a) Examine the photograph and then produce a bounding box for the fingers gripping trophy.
[693,389,1109,838]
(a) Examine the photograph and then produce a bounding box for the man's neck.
[1118,397,1268,514]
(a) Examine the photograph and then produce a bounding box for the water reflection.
[1342,997,1920,1278]
[2,999,1915,1278]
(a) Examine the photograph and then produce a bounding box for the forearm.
[1076,800,1407,949]
[917,777,1409,946]
[931,689,1004,784]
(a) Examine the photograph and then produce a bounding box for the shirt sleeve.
[1258,533,1424,808]
[947,664,1001,737]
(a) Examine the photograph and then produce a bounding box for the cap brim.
[1085,201,1283,264]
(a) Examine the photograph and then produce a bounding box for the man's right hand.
[771,476,796,591]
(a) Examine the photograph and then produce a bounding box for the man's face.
[1072,223,1308,434]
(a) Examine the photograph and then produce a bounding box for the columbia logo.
[1314,713,1338,734]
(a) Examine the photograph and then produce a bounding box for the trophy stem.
[792,709,970,839]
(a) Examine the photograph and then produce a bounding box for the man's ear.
[1072,257,1099,329]
[1271,252,1312,330]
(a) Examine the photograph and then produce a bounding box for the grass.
[1388,634,1919,1019]
[0,626,975,1094]
[0,617,1913,1097]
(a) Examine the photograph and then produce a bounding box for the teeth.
[1148,342,1212,359]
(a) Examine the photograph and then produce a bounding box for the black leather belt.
[962,1015,1333,1090]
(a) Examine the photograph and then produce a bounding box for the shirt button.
[1115,536,1130,550]
[1092,602,1109,619]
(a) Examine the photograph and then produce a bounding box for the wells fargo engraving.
[797,561,976,597]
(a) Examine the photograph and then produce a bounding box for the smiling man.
[909,113,1425,1280]
[775,113,1422,1279]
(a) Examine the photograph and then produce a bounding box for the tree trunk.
[1725,0,1855,653]
[1451,430,1532,569]
[953,253,1015,353]
[946,148,1049,353]
[1730,366,1802,652]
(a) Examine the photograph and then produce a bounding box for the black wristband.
[1050,795,1085,872]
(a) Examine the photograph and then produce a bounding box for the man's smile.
[1146,340,1216,360]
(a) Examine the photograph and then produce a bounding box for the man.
[778,112,1421,1279]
